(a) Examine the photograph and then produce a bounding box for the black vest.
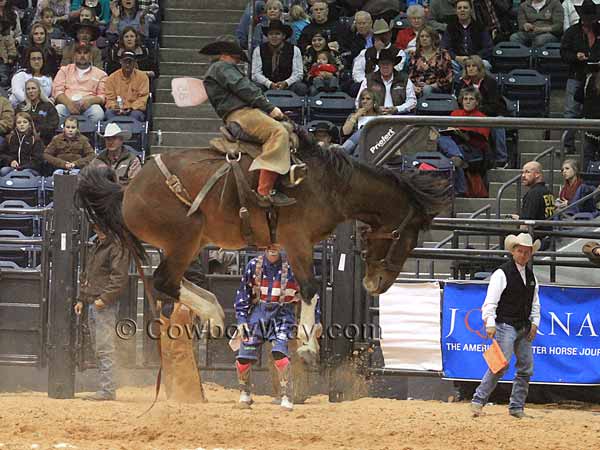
[496,260,536,327]
[366,70,408,108]
[259,42,294,83]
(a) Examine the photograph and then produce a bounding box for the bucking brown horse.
[76,127,449,363]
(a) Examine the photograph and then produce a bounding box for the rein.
[362,208,414,272]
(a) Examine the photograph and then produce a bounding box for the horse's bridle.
[361,208,415,272]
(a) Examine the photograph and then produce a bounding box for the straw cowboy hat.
[199,35,249,63]
[101,122,132,140]
[504,233,541,253]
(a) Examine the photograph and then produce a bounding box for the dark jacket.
[16,101,59,145]
[298,19,349,54]
[0,130,44,172]
[522,181,555,221]
[441,18,493,60]
[204,60,274,120]
[576,72,600,121]
[79,236,129,305]
[497,259,536,327]
[44,133,95,169]
[366,70,409,108]
[348,32,368,60]
[560,22,600,82]
[92,145,141,185]
[258,41,294,83]
[454,75,507,117]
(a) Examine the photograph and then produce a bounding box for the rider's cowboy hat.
[73,19,100,41]
[372,18,392,35]
[262,20,293,39]
[199,35,249,63]
[101,122,132,140]
[504,233,541,254]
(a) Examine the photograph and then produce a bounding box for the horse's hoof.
[296,345,318,367]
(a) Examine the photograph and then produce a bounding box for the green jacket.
[203,60,274,120]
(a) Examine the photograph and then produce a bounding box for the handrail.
[551,185,600,219]
[432,217,600,227]
[0,207,51,216]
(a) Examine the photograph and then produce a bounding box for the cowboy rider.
[234,244,320,411]
[199,36,296,208]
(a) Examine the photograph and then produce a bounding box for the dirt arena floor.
[1,383,599,450]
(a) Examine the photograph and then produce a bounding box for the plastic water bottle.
[117,96,124,110]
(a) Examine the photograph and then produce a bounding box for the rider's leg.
[257,169,279,196]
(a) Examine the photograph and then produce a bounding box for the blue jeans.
[88,302,118,396]
[105,109,146,122]
[492,127,508,163]
[56,104,105,124]
[563,79,583,149]
[342,128,362,157]
[437,135,467,195]
[510,31,559,48]
[472,322,534,413]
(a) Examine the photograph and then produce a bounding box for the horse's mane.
[294,125,449,225]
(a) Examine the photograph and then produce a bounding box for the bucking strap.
[150,154,193,207]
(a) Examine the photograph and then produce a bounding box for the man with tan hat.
[471,233,541,419]
[91,122,141,185]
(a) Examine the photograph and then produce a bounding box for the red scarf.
[560,177,582,202]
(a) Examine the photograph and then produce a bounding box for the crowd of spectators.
[234,1,600,202]
[0,0,159,178]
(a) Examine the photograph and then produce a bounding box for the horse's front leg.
[285,243,321,367]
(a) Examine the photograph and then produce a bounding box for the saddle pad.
[209,137,261,159]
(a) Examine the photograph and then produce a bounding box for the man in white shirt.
[355,48,416,115]
[471,233,541,419]
[251,20,307,96]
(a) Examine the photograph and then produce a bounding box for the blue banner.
[442,282,600,384]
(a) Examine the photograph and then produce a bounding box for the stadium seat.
[532,43,569,90]
[500,69,550,117]
[0,170,43,207]
[99,117,149,158]
[264,90,305,125]
[307,92,358,126]
[492,42,532,73]
[0,230,38,268]
[416,93,458,116]
[57,115,98,147]
[0,200,38,237]
[42,176,54,206]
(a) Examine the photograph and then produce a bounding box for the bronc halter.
[361,207,415,272]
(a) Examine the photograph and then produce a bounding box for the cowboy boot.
[274,356,293,411]
[255,169,296,208]
[236,360,253,408]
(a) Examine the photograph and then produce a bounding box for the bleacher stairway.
[154,0,246,151]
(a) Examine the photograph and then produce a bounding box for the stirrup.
[254,190,296,208]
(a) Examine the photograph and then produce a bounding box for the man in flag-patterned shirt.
[234,244,317,411]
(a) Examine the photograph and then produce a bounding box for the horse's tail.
[75,165,147,264]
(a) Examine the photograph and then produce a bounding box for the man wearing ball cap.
[471,233,541,419]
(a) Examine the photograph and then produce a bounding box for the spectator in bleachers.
[238,0,284,52]
[104,51,148,121]
[10,48,54,107]
[44,115,95,171]
[510,0,563,48]
[106,26,157,78]
[429,0,456,32]
[341,87,381,156]
[70,0,112,25]
[560,1,599,154]
[307,49,340,95]
[356,47,416,115]
[408,25,453,96]
[108,0,149,40]
[22,22,61,76]
[0,93,12,145]
[0,1,21,45]
[137,0,160,38]
[236,0,265,51]
[0,112,43,176]
[556,158,598,215]
[251,20,308,96]
[53,43,107,123]
[61,20,103,68]
[308,120,337,146]
[454,55,508,166]
[16,78,59,145]
[394,4,426,55]
[575,63,600,171]
[348,11,373,62]
[441,0,493,76]
[472,0,512,42]
[91,122,141,184]
[34,0,74,23]
[0,18,17,88]
[303,30,344,78]
[289,4,310,46]
[562,0,579,32]
[298,1,349,53]
[437,87,491,197]
[40,7,68,41]
[352,19,406,88]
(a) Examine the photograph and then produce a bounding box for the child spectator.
[71,0,111,25]
[44,115,95,171]
[35,0,74,24]
[16,79,59,146]
[289,4,310,46]
[40,7,67,41]
[308,50,339,95]
[0,112,44,176]
[302,31,344,82]
[0,18,17,88]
